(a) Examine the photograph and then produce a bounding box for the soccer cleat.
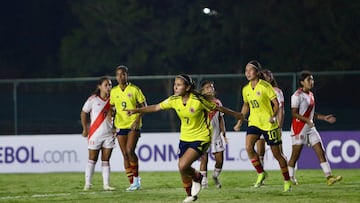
[103,185,116,191]
[254,171,268,188]
[212,175,222,189]
[191,173,202,196]
[83,184,91,191]
[137,176,141,188]
[183,195,198,203]
[284,180,292,192]
[126,177,141,191]
[327,175,342,186]
[126,182,140,191]
[291,177,299,185]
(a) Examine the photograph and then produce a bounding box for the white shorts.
[208,132,225,153]
[291,126,322,147]
[88,134,115,150]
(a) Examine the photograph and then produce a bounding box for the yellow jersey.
[242,79,278,131]
[110,83,146,129]
[159,93,216,142]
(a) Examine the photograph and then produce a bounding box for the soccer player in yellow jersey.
[126,74,243,203]
[109,65,147,191]
[256,69,286,170]
[233,60,291,192]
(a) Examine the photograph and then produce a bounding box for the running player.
[199,80,227,189]
[288,70,342,185]
[126,74,243,203]
[109,65,147,191]
[233,60,291,192]
[80,76,116,191]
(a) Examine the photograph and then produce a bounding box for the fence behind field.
[1,71,359,135]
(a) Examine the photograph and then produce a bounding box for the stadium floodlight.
[202,7,218,16]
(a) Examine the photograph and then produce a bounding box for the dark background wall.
[1,72,358,135]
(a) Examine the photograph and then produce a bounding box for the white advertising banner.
[0,132,292,173]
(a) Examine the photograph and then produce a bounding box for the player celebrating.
[125,74,243,203]
[80,76,116,191]
[109,65,147,191]
[288,70,342,185]
[199,80,227,189]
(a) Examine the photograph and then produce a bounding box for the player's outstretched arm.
[216,105,243,121]
[315,112,336,124]
[126,104,162,115]
[233,102,249,131]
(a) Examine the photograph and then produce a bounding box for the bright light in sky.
[202,7,218,16]
[203,8,211,14]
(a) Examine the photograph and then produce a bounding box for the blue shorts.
[116,128,141,136]
[178,140,210,158]
[247,126,282,146]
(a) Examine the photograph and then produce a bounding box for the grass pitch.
[0,169,358,203]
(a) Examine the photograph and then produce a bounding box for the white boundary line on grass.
[0,191,108,200]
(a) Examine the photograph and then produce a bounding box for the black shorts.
[116,128,141,136]
[247,126,282,146]
[178,140,210,158]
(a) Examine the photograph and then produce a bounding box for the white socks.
[213,168,222,178]
[288,166,295,178]
[320,162,332,177]
[102,161,110,186]
[85,160,96,185]
[85,160,111,186]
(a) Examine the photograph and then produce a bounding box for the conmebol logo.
[0,146,79,164]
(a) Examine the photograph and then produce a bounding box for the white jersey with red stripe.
[274,87,284,107]
[82,95,113,139]
[290,89,315,135]
[207,98,225,153]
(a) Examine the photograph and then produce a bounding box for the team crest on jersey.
[189,108,195,113]
[256,91,261,96]
[127,93,133,98]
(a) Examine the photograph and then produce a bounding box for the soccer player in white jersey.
[256,69,285,171]
[199,81,227,189]
[288,70,342,186]
[80,76,116,191]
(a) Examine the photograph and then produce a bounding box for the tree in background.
[0,1,358,78]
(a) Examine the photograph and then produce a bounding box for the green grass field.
[0,169,358,203]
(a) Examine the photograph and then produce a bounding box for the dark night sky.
[0,1,75,78]
[0,1,359,79]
